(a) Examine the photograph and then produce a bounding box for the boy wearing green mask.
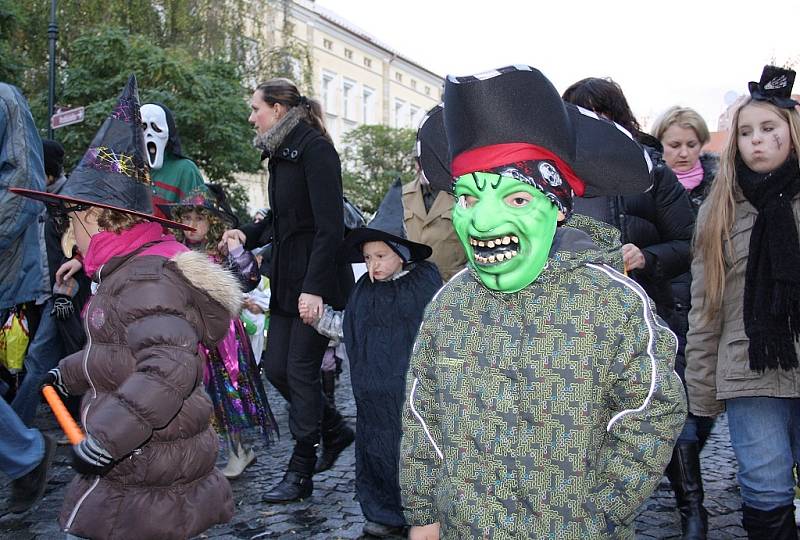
[400,66,687,540]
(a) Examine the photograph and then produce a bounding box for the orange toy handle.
[42,385,85,445]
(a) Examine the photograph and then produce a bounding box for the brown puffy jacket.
[57,248,238,539]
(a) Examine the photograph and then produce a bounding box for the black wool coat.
[572,139,695,320]
[241,121,353,316]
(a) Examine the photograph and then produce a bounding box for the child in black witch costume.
[301,179,442,538]
[160,187,277,480]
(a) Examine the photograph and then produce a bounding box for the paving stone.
[2,361,751,538]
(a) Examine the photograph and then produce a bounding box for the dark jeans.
[263,313,337,443]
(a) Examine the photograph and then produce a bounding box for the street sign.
[51,106,85,129]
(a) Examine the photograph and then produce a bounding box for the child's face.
[180,210,210,244]
[362,241,404,282]
[737,103,793,174]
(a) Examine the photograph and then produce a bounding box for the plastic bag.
[0,310,30,372]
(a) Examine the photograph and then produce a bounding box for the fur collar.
[171,250,242,317]
[253,105,308,157]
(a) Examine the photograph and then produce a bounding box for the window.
[394,98,406,128]
[425,86,431,96]
[343,79,355,120]
[410,105,421,128]
[411,79,417,90]
[363,57,372,68]
[362,86,375,124]
[322,71,336,115]
[323,38,333,50]
[344,48,353,60]
[395,72,403,83]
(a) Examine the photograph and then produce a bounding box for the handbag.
[0,308,30,372]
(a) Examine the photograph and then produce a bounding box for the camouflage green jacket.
[400,224,686,539]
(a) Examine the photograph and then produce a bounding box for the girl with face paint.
[687,66,800,538]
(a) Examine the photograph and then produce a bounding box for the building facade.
[238,0,443,211]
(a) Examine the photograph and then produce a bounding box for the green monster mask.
[452,172,559,293]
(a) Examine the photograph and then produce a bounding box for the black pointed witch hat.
[443,65,653,199]
[415,104,453,194]
[340,178,432,264]
[11,75,191,230]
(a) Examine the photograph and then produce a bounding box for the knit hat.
[415,104,452,193]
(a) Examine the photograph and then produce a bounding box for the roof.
[297,0,443,81]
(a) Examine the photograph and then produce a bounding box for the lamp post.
[47,0,58,140]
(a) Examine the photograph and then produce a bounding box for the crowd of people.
[1,61,799,540]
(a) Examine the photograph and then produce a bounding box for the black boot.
[322,370,336,406]
[263,442,316,503]
[314,409,354,473]
[742,504,798,540]
[665,443,708,539]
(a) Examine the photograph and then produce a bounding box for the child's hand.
[298,293,323,325]
[56,258,83,284]
[409,523,440,540]
[219,229,246,252]
[226,235,242,252]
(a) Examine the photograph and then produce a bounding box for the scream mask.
[140,103,169,169]
[453,171,559,293]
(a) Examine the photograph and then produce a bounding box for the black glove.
[50,295,75,321]
[41,368,69,397]
[71,435,113,476]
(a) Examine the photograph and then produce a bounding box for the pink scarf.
[675,160,704,191]
[83,221,180,277]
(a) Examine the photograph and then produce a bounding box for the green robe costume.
[151,153,205,218]
[400,219,687,539]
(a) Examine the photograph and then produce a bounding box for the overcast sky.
[316,0,800,132]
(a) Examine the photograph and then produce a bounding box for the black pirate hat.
[415,104,453,194]
[443,65,653,208]
[158,184,239,228]
[340,178,432,264]
[11,75,191,230]
[748,65,799,109]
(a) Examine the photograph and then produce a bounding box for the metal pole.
[47,0,58,139]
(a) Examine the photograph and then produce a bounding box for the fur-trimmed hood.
[169,250,243,344]
[253,104,309,157]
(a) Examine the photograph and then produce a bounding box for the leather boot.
[665,443,708,539]
[263,441,316,503]
[322,370,336,406]
[742,504,798,540]
[314,409,354,473]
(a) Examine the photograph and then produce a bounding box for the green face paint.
[452,172,558,293]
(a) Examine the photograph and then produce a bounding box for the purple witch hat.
[11,74,191,230]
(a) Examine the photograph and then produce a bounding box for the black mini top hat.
[443,65,653,200]
[748,65,799,109]
[158,184,239,228]
[415,104,453,194]
[340,178,432,264]
[11,75,191,230]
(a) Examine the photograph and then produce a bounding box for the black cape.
[342,260,442,526]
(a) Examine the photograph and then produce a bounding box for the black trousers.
[264,313,339,444]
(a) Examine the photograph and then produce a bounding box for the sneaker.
[8,434,56,513]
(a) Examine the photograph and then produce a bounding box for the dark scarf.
[737,156,800,371]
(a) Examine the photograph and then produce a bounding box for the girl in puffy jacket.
[686,65,800,539]
[161,186,277,481]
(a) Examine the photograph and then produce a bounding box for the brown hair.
[651,106,710,146]
[172,206,227,260]
[255,78,331,142]
[562,77,641,135]
[96,208,148,233]
[694,98,800,320]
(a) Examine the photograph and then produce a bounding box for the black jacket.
[572,138,695,319]
[241,121,353,316]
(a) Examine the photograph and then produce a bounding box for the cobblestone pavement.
[2,360,747,539]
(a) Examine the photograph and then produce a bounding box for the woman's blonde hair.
[694,98,800,319]
[651,106,710,145]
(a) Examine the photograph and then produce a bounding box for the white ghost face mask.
[140,103,169,169]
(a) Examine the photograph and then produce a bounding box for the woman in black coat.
[222,78,354,502]
[563,78,703,540]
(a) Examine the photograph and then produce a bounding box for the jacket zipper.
[65,265,103,531]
